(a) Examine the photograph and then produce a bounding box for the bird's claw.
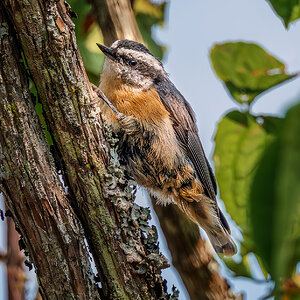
[116,113,139,134]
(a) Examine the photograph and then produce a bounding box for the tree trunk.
[1,0,171,299]
[0,7,99,299]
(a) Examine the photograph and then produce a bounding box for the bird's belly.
[120,124,182,185]
[119,123,201,205]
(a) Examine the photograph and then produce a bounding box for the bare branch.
[153,201,242,300]
[88,0,142,45]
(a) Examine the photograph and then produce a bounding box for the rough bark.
[153,202,242,300]
[6,216,26,300]
[90,1,242,299]
[0,7,99,299]
[1,0,170,299]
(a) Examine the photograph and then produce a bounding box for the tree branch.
[0,7,99,299]
[89,0,142,45]
[153,201,242,300]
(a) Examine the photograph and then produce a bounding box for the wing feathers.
[155,78,217,200]
[187,132,216,200]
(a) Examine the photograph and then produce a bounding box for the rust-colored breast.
[100,77,169,126]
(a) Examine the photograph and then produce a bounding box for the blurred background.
[1,0,300,299]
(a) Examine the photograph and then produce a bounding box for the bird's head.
[97,40,165,90]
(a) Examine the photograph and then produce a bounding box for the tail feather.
[206,229,237,256]
[176,198,237,256]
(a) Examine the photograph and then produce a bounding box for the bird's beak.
[96,43,116,60]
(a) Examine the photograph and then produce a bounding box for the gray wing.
[155,78,217,200]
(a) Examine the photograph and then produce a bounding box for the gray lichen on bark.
[102,120,170,275]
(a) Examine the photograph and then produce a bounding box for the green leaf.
[223,255,253,279]
[213,111,278,234]
[134,0,166,60]
[214,111,283,279]
[274,103,300,282]
[291,292,300,300]
[210,42,296,105]
[267,0,300,28]
[250,103,300,289]
[250,139,279,273]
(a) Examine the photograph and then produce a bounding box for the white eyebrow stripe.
[117,48,163,71]
[111,40,121,48]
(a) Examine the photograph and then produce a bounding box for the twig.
[89,83,120,116]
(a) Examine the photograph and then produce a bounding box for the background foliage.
[210,4,300,299]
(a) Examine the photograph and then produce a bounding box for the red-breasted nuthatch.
[97,40,237,256]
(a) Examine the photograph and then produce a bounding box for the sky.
[1,1,300,299]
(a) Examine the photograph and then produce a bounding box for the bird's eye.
[129,60,138,67]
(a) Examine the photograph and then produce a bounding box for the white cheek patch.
[102,58,152,90]
[102,58,123,77]
[125,67,153,89]
[132,73,153,90]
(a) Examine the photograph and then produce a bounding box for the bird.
[96,39,237,256]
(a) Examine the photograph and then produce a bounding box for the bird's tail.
[176,198,237,256]
[205,227,237,256]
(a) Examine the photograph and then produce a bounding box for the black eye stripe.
[116,55,161,77]
[118,55,141,66]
